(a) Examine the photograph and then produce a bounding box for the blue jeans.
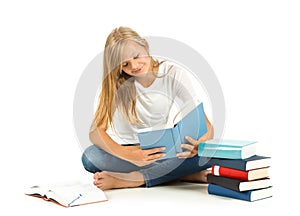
[81,144,212,187]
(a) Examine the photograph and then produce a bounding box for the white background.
[1,0,299,214]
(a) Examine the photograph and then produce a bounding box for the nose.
[129,59,139,70]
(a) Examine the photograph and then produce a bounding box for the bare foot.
[93,171,146,190]
[180,169,211,183]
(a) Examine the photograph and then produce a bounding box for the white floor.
[2,146,290,216]
[0,140,291,216]
[1,142,293,216]
[11,171,276,216]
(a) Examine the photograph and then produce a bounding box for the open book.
[138,101,207,159]
[25,181,107,207]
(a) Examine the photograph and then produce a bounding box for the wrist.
[114,145,131,161]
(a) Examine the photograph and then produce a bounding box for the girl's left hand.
[177,118,214,158]
[176,136,206,158]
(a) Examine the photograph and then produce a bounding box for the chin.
[134,71,148,77]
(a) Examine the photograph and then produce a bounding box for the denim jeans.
[81,144,212,187]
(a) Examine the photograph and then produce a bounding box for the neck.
[135,72,156,88]
[135,64,159,88]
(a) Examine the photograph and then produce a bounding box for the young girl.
[82,26,214,190]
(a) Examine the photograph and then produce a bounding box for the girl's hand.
[122,145,166,167]
[176,136,208,159]
[177,122,214,158]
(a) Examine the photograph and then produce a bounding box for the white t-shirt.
[106,61,203,144]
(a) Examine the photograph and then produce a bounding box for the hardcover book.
[208,184,272,202]
[25,181,107,207]
[207,174,271,191]
[198,139,257,159]
[212,165,269,181]
[138,101,207,159]
[208,155,271,171]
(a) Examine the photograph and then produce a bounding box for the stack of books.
[198,139,272,202]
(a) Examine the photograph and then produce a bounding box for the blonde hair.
[91,27,160,131]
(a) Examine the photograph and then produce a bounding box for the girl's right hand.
[122,145,166,167]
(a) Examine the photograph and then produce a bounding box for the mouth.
[133,65,144,73]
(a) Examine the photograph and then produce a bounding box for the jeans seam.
[139,170,152,187]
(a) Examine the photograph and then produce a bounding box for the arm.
[176,113,214,158]
[89,123,166,166]
[89,126,124,158]
[198,114,214,142]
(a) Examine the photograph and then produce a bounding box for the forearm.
[197,115,214,143]
[89,128,126,159]
[89,128,165,166]
[206,120,214,140]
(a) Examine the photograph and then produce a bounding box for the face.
[121,41,151,77]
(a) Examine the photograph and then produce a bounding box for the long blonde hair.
[91,27,160,131]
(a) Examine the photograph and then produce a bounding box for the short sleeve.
[171,65,202,104]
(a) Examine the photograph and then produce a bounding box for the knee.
[81,145,102,173]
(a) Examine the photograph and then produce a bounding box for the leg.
[180,169,212,183]
[82,145,212,190]
[94,156,211,190]
[93,171,146,190]
[81,144,142,173]
[82,145,149,190]
[139,156,212,187]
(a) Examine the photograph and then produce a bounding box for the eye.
[133,54,139,59]
[122,62,128,67]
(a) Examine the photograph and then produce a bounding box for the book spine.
[207,174,241,191]
[198,148,243,159]
[208,158,246,170]
[208,184,251,201]
[173,121,183,153]
[212,165,249,180]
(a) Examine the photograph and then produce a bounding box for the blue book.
[138,102,207,159]
[209,155,271,171]
[198,139,257,159]
[208,184,272,202]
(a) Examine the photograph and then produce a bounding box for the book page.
[25,185,48,197]
[50,183,106,206]
[137,122,175,133]
[25,181,107,207]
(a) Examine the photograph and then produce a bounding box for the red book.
[212,165,269,181]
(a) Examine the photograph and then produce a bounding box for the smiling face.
[121,41,151,78]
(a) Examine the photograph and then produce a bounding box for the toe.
[93,171,102,180]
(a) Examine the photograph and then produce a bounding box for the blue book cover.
[138,102,207,159]
[208,155,271,171]
[208,184,272,202]
[198,139,257,159]
[200,139,257,148]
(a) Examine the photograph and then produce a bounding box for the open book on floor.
[25,181,107,207]
[137,101,207,159]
